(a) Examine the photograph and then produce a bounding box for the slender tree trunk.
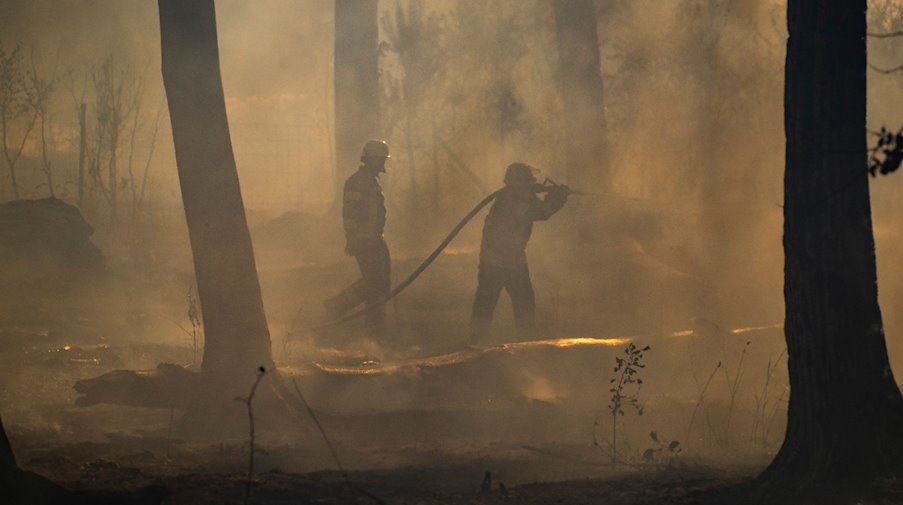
[78,102,86,208]
[109,128,118,221]
[694,3,733,327]
[553,0,609,194]
[158,0,274,388]
[38,113,53,197]
[334,0,380,205]
[758,0,903,497]
[404,108,417,211]
[431,118,439,210]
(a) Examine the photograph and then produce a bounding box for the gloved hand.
[549,184,571,200]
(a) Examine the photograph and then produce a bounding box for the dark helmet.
[360,140,390,162]
[504,163,538,186]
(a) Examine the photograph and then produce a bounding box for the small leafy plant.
[608,343,650,466]
[642,431,682,466]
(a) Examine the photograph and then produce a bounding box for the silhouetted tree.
[88,55,135,221]
[553,0,609,194]
[334,0,380,206]
[158,0,274,392]
[25,51,57,197]
[1,415,65,504]
[0,43,37,201]
[758,0,903,498]
[381,1,446,214]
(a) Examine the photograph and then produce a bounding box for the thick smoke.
[0,0,901,478]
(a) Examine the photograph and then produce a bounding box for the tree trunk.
[78,102,86,208]
[334,0,380,205]
[109,128,118,221]
[1,415,66,504]
[759,0,903,497]
[553,0,609,194]
[158,0,274,387]
[0,416,14,470]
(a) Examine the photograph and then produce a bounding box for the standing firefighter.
[471,163,569,343]
[324,140,391,338]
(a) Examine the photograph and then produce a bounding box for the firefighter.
[324,140,391,338]
[470,163,569,343]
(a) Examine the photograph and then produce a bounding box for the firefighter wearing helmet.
[470,163,569,343]
[324,140,392,338]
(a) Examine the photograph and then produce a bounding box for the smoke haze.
[0,0,901,486]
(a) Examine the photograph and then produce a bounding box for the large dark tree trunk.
[334,0,380,205]
[1,415,66,504]
[0,415,15,470]
[553,0,609,195]
[759,0,903,497]
[158,0,273,387]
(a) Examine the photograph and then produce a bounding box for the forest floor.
[1,320,776,504]
[0,209,843,504]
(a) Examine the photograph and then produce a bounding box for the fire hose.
[312,179,578,331]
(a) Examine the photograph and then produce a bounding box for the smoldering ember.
[1,1,903,504]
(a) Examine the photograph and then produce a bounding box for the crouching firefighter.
[470,163,570,344]
[324,140,392,339]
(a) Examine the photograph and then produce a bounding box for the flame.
[313,337,633,376]
[731,324,782,334]
[669,324,782,338]
[503,337,631,349]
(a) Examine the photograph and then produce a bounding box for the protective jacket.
[478,185,568,269]
[342,168,386,250]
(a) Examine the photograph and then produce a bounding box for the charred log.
[73,363,199,409]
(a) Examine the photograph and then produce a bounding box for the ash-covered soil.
[0,205,800,504]
[1,320,782,505]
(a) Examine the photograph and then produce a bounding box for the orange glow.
[501,337,631,350]
[731,324,782,334]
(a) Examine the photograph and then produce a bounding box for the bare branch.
[137,96,165,211]
[867,31,903,39]
[868,62,903,74]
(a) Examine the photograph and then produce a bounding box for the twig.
[239,367,267,505]
[868,62,903,74]
[724,341,751,442]
[289,378,387,505]
[867,31,903,38]
[290,378,348,482]
[165,407,174,461]
[187,286,201,365]
[751,350,786,446]
[763,387,789,446]
[152,312,193,338]
[686,361,722,445]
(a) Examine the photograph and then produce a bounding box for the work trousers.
[328,239,390,337]
[470,263,536,341]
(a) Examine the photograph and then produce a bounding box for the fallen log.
[72,329,781,412]
[74,363,200,409]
